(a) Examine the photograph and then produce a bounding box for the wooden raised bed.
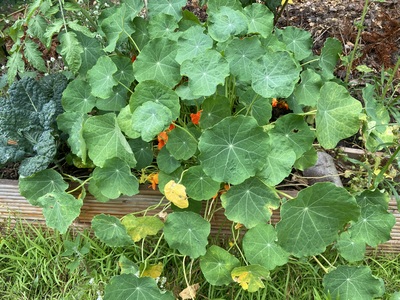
[1,178,399,253]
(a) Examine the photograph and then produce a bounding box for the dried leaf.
[179,283,200,299]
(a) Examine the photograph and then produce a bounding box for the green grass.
[1,218,400,299]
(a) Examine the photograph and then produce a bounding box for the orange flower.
[190,110,202,125]
[131,55,137,63]
[272,98,278,107]
[157,123,175,150]
[147,173,159,190]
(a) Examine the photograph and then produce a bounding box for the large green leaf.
[198,116,269,184]
[129,80,180,119]
[92,214,133,247]
[199,95,232,129]
[252,50,301,98]
[165,126,197,160]
[316,82,362,149]
[200,245,241,286]
[221,177,280,228]
[237,87,272,126]
[175,25,213,64]
[348,204,396,247]
[243,3,274,38]
[101,4,136,52]
[208,7,247,42]
[87,56,118,99]
[128,138,153,170]
[96,84,128,111]
[268,114,315,159]
[37,192,82,234]
[104,274,174,300]
[148,13,179,40]
[277,26,312,61]
[147,0,187,21]
[75,32,105,75]
[257,142,296,186]
[225,37,264,82]
[83,113,136,167]
[92,158,139,199]
[61,77,97,113]
[156,147,181,174]
[131,102,173,142]
[243,224,289,270]
[276,183,360,257]
[181,166,221,201]
[133,38,181,88]
[336,231,366,262]
[131,17,150,50]
[323,266,385,300]
[319,38,342,79]
[180,49,230,97]
[164,211,210,258]
[19,169,68,206]
[112,56,136,86]
[293,69,323,107]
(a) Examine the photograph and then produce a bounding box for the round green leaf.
[19,169,69,206]
[148,13,179,40]
[323,266,385,300]
[87,56,118,99]
[348,204,396,247]
[131,17,150,50]
[83,113,136,167]
[129,80,180,120]
[181,166,221,201]
[277,26,312,61]
[92,214,133,247]
[131,102,173,142]
[147,0,187,21]
[256,143,297,186]
[96,84,128,111]
[221,177,280,228]
[175,25,213,64]
[237,88,271,126]
[133,38,181,88]
[117,105,141,139]
[199,95,231,129]
[128,138,153,170]
[252,50,301,98]
[293,69,323,107]
[268,113,315,159]
[112,56,135,86]
[37,192,83,234]
[225,36,264,82]
[156,147,181,174]
[104,274,175,300]
[92,158,139,199]
[243,224,290,270]
[61,77,97,113]
[180,49,230,97]
[76,32,104,75]
[336,231,366,262]
[208,7,248,42]
[276,182,360,257]
[198,116,269,184]
[243,3,274,38]
[164,211,210,258]
[200,245,240,286]
[316,82,362,149]
[356,189,390,210]
[165,126,197,160]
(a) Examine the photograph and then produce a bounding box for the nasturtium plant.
[4,0,396,297]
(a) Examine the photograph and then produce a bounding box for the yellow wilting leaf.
[281,0,293,4]
[140,262,163,278]
[231,265,269,292]
[164,180,189,208]
[179,283,200,299]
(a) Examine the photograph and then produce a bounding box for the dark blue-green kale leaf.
[0,74,67,177]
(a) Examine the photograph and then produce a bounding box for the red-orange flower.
[272,98,278,107]
[157,123,175,150]
[190,110,202,125]
[131,55,137,63]
[147,173,159,190]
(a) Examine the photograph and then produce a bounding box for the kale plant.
[0,74,67,176]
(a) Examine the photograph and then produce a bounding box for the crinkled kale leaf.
[0,74,67,176]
